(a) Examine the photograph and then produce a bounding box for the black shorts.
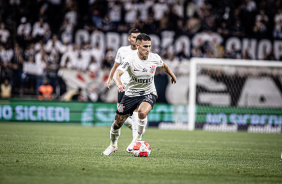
[116,94,157,115]
[117,91,125,103]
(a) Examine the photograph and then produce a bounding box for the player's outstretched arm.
[106,62,120,89]
[160,62,177,84]
[113,70,126,92]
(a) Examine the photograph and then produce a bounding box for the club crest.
[149,66,156,73]
[117,103,125,112]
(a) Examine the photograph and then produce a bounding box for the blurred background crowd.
[0,0,281,99]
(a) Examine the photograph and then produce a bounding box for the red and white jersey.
[117,52,164,97]
[115,45,137,85]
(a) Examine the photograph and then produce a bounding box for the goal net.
[188,58,282,133]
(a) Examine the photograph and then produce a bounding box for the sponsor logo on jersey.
[142,68,147,72]
[134,69,139,71]
[150,66,156,73]
[117,103,125,112]
[131,76,153,83]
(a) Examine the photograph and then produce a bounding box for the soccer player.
[102,33,177,155]
[105,28,141,152]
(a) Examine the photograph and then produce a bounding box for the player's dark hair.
[128,28,140,35]
[136,33,151,42]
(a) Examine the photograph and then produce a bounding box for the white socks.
[131,112,138,140]
[124,117,133,129]
[109,113,148,147]
[110,126,120,146]
[137,117,147,140]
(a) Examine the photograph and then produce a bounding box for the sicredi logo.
[0,105,70,122]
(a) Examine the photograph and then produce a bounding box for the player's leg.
[101,113,129,155]
[136,102,152,140]
[131,109,139,139]
[126,109,138,153]
[136,94,157,140]
[118,91,132,129]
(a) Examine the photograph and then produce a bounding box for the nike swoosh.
[134,69,139,71]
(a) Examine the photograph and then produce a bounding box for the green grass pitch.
[0,123,282,184]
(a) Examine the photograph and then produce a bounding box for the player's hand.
[117,84,126,92]
[106,78,111,89]
[171,76,177,84]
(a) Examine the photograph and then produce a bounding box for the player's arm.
[113,69,126,92]
[106,62,120,89]
[160,62,177,84]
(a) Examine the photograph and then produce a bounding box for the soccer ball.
[133,141,151,157]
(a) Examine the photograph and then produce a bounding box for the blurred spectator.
[152,0,169,27]
[62,87,84,101]
[34,39,45,52]
[35,48,47,91]
[90,1,108,29]
[22,55,37,95]
[173,0,184,19]
[45,34,65,56]
[60,17,74,44]
[0,78,12,98]
[253,19,267,37]
[46,54,60,94]
[176,43,190,61]
[217,22,230,37]
[253,10,268,37]
[192,46,203,57]
[11,43,24,95]
[17,17,31,38]
[91,42,104,69]
[185,0,198,18]
[60,43,78,69]
[273,9,282,38]
[225,44,241,59]
[38,78,53,100]
[75,47,90,71]
[263,49,276,61]
[161,47,172,60]
[202,10,216,32]
[124,0,138,26]
[0,23,10,44]
[138,0,153,22]
[101,14,113,31]
[23,43,36,61]
[242,48,252,59]
[108,1,122,29]
[64,3,77,27]
[231,20,245,37]
[0,43,13,68]
[102,47,115,70]
[245,0,257,12]
[32,17,50,41]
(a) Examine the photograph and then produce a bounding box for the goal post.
[188,57,282,131]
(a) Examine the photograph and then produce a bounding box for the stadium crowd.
[0,0,280,98]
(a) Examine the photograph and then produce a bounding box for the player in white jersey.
[105,28,141,153]
[102,33,177,155]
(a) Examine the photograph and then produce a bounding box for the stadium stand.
[0,0,280,99]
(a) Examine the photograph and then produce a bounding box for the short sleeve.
[156,54,164,67]
[115,49,122,64]
[117,56,130,73]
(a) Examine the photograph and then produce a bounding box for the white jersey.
[115,45,137,85]
[117,52,164,97]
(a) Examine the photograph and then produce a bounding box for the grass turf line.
[0,123,281,184]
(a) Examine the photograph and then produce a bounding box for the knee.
[138,110,148,119]
[113,122,122,129]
